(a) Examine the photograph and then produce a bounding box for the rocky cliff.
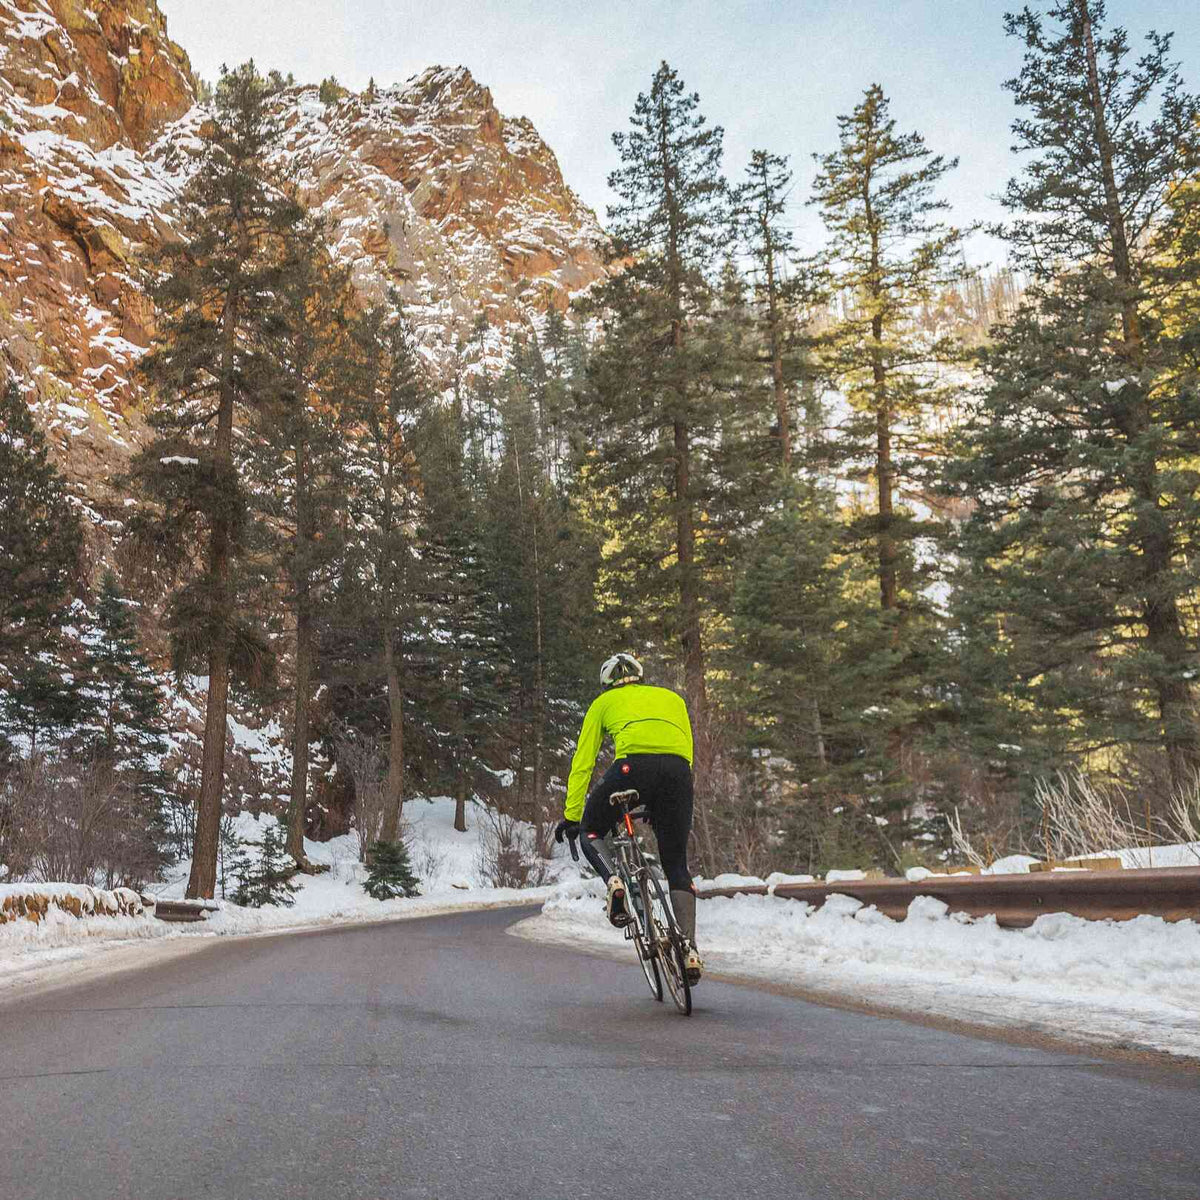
[0,0,607,509]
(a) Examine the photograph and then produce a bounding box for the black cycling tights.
[578,754,694,893]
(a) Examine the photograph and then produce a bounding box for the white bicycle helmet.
[600,652,644,688]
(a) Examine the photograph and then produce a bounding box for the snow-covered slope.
[1,796,571,990]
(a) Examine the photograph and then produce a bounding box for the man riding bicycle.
[555,653,703,985]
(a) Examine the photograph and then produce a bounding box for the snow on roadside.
[515,877,1200,1059]
[2,798,563,990]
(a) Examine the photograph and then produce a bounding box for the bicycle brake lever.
[567,833,580,862]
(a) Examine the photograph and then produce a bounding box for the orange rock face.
[2,8,606,520]
[0,0,194,499]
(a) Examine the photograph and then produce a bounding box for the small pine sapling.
[363,839,421,900]
[232,820,300,907]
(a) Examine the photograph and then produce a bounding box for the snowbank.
[517,877,1200,1059]
[2,798,564,987]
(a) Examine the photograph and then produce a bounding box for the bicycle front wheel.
[627,871,662,1001]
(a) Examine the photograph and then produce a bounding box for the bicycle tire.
[632,874,663,1001]
[613,852,662,1002]
[645,869,692,1016]
[661,931,692,1015]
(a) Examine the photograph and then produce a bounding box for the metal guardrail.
[144,896,221,923]
[697,866,1200,928]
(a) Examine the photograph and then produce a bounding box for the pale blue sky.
[158,1,1200,267]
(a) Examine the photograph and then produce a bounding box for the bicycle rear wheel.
[659,932,692,1016]
[646,872,692,1016]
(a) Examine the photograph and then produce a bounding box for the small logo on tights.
[621,763,631,775]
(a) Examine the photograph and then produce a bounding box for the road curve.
[1,905,1197,1200]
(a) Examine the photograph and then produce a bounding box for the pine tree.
[483,362,600,824]
[811,84,969,612]
[2,657,79,760]
[733,150,805,469]
[809,84,970,819]
[946,1,1200,792]
[231,819,299,907]
[129,63,305,898]
[319,76,345,105]
[731,484,847,777]
[76,571,168,785]
[74,575,174,887]
[576,62,728,795]
[363,838,420,899]
[251,218,353,867]
[0,378,84,759]
[337,302,431,842]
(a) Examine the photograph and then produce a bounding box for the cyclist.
[555,652,703,984]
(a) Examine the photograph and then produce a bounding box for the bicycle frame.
[606,788,692,1015]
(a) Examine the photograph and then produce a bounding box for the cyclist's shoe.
[684,944,704,986]
[606,876,631,927]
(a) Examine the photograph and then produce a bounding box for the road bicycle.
[573,787,692,1016]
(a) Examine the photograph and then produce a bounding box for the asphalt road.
[2,906,1198,1200]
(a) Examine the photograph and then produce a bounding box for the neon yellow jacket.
[564,683,693,821]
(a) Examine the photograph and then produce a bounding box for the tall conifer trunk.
[287,596,313,858]
[187,288,239,900]
[761,211,791,468]
[380,458,405,843]
[658,97,709,767]
[866,178,897,615]
[286,433,313,864]
[381,623,405,843]
[1078,0,1200,789]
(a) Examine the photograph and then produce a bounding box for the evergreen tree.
[337,302,431,842]
[809,84,970,818]
[733,150,805,469]
[252,218,353,867]
[0,378,83,755]
[130,63,305,898]
[231,819,299,907]
[1,657,79,760]
[946,1,1200,792]
[76,571,168,788]
[73,574,175,886]
[731,483,849,780]
[576,62,728,787]
[363,838,421,899]
[483,361,600,824]
[413,400,509,830]
[319,76,345,105]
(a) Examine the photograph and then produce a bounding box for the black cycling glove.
[554,818,581,860]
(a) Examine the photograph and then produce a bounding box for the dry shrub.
[0,757,162,887]
[411,833,447,885]
[1159,775,1200,864]
[334,732,388,862]
[1033,769,1141,861]
[475,805,552,889]
[947,806,987,868]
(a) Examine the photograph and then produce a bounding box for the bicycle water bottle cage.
[609,788,640,807]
